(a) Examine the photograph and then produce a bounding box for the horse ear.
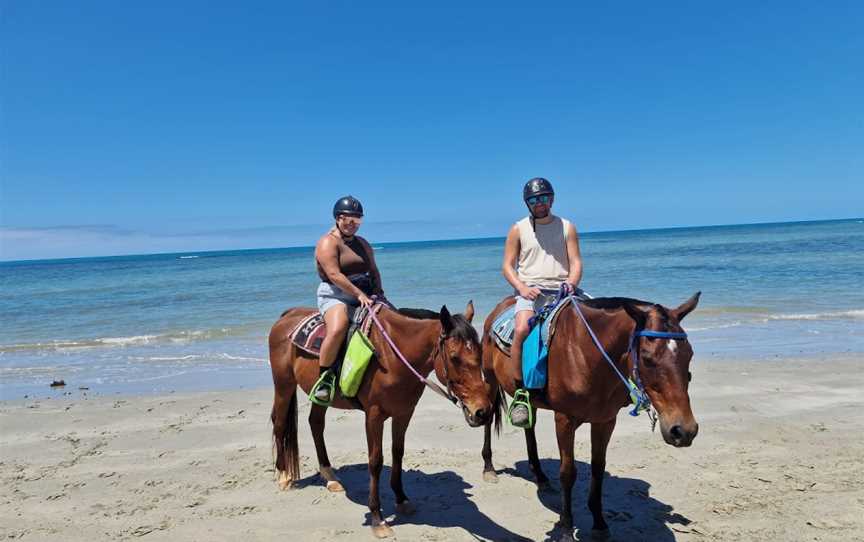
[623,302,648,327]
[673,291,701,321]
[439,305,454,335]
[464,300,475,323]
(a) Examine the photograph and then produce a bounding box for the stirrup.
[508,389,534,428]
[310,369,336,407]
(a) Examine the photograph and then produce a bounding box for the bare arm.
[315,234,366,299]
[502,224,540,299]
[358,237,383,295]
[565,222,583,287]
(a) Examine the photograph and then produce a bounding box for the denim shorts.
[316,282,359,315]
[514,287,560,314]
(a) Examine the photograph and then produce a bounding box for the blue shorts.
[316,282,359,315]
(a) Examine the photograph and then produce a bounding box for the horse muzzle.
[462,404,490,428]
[660,419,699,447]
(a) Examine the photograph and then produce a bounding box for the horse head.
[436,301,492,428]
[624,292,701,447]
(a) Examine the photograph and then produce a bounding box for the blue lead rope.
[571,302,650,416]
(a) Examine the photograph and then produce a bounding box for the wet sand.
[2,355,862,541]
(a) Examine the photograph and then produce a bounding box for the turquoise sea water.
[2,219,862,398]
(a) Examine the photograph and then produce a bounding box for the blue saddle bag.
[521,323,549,389]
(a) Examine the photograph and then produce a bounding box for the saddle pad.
[289,304,382,356]
[491,296,575,354]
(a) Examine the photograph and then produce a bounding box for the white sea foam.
[766,309,864,321]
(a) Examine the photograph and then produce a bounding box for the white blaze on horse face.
[667,340,678,356]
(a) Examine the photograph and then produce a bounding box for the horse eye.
[687,371,692,382]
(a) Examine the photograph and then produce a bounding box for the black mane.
[396,307,478,343]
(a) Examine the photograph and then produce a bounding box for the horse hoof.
[325,480,345,492]
[371,522,394,538]
[483,470,499,483]
[277,472,294,490]
[396,500,416,515]
[320,467,344,492]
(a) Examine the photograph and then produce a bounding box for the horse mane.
[396,307,439,320]
[581,297,672,325]
[395,307,478,343]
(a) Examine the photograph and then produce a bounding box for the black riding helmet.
[523,178,554,201]
[332,195,364,218]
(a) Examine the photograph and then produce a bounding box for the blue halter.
[571,302,689,417]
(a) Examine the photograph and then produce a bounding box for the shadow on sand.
[500,458,692,541]
[295,463,533,541]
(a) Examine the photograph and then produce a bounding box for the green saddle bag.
[339,330,375,397]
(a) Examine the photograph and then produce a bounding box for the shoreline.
[2,354,863,541]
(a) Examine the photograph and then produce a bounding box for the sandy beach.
[2,355,862,541]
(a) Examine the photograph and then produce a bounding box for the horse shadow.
[296,463,533,541]
[501,458,690,541]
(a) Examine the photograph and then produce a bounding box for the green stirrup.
[508,389,535,428]
[310,369,336,407]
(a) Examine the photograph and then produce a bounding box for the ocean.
[2,219,862,398]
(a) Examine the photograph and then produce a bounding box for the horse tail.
[492,384,505,437]
[271,388,300,482]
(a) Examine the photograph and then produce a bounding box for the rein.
[367,303,460,407]
[571,301,688,422]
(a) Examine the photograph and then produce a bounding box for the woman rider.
[311,195,384,405]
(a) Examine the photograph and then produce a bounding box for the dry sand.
[2,355,863,541]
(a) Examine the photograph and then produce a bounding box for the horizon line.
[1,216,860,265]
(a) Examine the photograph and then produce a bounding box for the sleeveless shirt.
[516,215,570,289]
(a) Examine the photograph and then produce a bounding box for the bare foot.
[396,500,416,515]
[483,470,499,483]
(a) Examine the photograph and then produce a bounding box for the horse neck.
[570,304,635,372]
[378,310,440,376]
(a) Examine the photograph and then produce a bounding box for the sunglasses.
[526,195,551,206]
[337,214,363,221]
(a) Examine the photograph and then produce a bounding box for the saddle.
[290,304,382,356]
[491,296,574,356]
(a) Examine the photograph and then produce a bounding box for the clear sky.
[1,2,862,260]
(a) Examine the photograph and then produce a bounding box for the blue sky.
[1,2,862,260]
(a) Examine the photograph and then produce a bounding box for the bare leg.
[308,403,343,492]
[366,407,393,538]
[319,304,350,368]
[555,411,580,531]
[588,419,617,535]
[391,412,416,515]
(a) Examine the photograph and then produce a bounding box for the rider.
[502,178,583,428]
[311,195,384,406]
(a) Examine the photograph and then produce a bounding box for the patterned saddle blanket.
[491,289,592,355]
[290,305,382,356]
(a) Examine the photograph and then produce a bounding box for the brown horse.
[269,301,493,538]
[479,293,701,536]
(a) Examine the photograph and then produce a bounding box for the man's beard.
[531,208,550,219]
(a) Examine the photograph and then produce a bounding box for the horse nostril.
[670,425,684,441]
[475,408,487,420]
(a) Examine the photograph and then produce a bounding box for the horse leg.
[588,419,616,536]
[390,412,416,515]
[525,425,551,489]
[482,420,498,482]
[554,411,580,532]
[271,383,299,490]
[308,403,344,492]
[366,407,393,538]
